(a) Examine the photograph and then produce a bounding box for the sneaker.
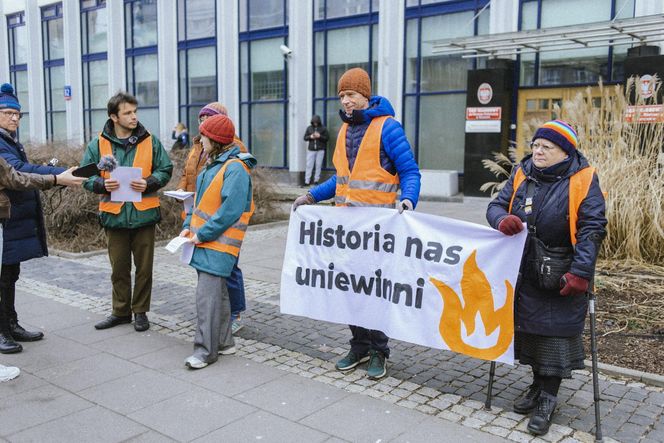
[184,355,208,369]
[366,350,387,380]
[231,319,244,335]
[335,351,369,372]
[0,364,20,382]
[219,345,236,355]
[513,383,541,414]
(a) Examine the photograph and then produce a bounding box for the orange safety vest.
[333,116,400,208]
[508,166,597,245]
[189,159,255,257]
[98,135,160,214]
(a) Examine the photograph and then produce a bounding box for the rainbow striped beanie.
[533,120,578,155]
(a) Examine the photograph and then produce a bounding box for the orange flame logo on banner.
[430,250,514,361]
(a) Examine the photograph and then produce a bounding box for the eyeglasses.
[0,110,22,120]
[529,141,557,152]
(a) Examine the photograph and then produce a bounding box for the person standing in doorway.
[303,115,328,186]
[82,92,173,332]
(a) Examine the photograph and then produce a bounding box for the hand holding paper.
[110,167,142,202]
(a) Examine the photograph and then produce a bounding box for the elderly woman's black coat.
[486,151,607,337]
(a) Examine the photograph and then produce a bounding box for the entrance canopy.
[431,14,664,59]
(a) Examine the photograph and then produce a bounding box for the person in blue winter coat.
[293,67,421,380]
[180,114,256,370]
[486,120,606,437]
[0,83,66,352]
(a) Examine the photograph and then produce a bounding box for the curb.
[585,359,664,387]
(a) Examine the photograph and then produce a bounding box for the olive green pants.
[105,225,155,317]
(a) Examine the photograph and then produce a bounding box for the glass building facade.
[6,11,29,136]
[81,0,108,139]
[41,3,66,141]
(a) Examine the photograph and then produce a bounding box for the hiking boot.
[9,320,44,342]
[513,383,541,414]
[527,391,558,436]
[366,350,387,380]
[335,351,369,372]
[0,331,22,354]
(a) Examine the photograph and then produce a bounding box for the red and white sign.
[477,83,493,105]
[466,107,502,121]
[638,75,655,99]
[624,105,664,123]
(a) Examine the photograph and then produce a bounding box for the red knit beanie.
[200,114,235,145]
[337,67,371,99]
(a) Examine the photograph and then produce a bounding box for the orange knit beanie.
[337,68,371,99]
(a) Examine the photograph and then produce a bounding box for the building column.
[158,0,177,144]
[107,0,125,97]
[376,0,405,120]
[287,0,313,182]
[0,5,9,82]
[62,0,83,144]
[217,0,240,122]
[25,0,45,143]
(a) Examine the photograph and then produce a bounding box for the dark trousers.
[105,225,155,317]
[349,325,390,358]
[227,260,245,317]
[0,263,21,330]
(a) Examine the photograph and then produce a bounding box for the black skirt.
[515,332,585,378]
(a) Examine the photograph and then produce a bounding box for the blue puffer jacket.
[183,147,256,278]
[486,151,607,336]
[309,95,421,206]
[0,131,65,265]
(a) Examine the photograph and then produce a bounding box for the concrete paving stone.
[507,429,533,442]
[34,352,143,392]
[615,422,648,442]
[123,430,178,442]
[301,392,425,442]
[482,425,511,438]
[1,335,98,372]
[90,329,179,360]
[78,369,191,414]
[627,412,656,427]
[0,385,93,437]
[191,410,329,443]
[51,319,135,346]
[7,405,148,443]
[128,387,255,442]
[391,414,507,443]
[0,371,48,399]
[235,372,348,421]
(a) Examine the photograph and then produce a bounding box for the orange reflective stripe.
[332,116,399,208]
[189,159,254,256]
[508,165,598,245]
[98,134,159,213]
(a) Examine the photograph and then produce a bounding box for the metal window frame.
[7,13,28,139]
[81,1,108,139]
[41,3,64,141]
[238,0,289,169]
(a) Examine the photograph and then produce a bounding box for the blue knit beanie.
[532,120,578,155]
[0,83,20,111]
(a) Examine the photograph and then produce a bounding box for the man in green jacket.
[82,92,172,332]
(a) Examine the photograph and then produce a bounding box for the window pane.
[186,47,217,104]
[88,60,109,108]
[91,110,108,134]
[139,108,159,135]
[403,95,417,158]
[249,0,284,30]
[324,99,343,168]
[85,8,107,54]
[13,26,28,65]
[419,94,465,171]
[132,54,159,106]
[520,53,536,86]
[314,32,325,97]
[240,42,249,101]
[314,0,324,20]
[19,114,30,139]
[405,19,418,94]
[52,111,67,141]
[239,0,248,32]
[251,103,284,167]
[250,38,285,100]
[240,104,249,143]
[541,0,611,27]
[49,66,66,111]
[327,26,369,96]
[47,19,65,60]
[326,0,370,19]
[14,71,29,113]
[521,1,538,31]
[612,44,630,82]
[131,0,158,47]
[614,0,634,19]
[539,47,608,85]
[184,0,215,40]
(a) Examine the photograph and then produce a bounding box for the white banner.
[280,206,527,364]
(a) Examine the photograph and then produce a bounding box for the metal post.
[485,361,496,410]
[588,291,603,442]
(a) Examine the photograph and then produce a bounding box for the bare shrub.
[24,142,286,252]
[481,77,664,264]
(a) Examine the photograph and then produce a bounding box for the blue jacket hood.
[343,95,396,125]
[210,146,257,170]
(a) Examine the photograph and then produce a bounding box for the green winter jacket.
[183,146,256,277]
[82,120,173,230]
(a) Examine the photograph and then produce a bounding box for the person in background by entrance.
[0,83,85,354]
[176,102,248,335]
[171,122,189,151]
[180,114,256,369]
[292,67,421,380]
[486,120,606,437]
[82,92,173,333]
[303,114,328,186]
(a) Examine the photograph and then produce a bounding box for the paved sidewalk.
[1,196,663,442]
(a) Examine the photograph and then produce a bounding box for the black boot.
[527,391,557,436]
[513,383,541,414]
[10,319,44,342]
[0,330,22,354]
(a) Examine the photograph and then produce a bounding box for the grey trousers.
[193,271,234,363]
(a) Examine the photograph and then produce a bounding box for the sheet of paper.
[110,167,142,202]
[163,190,194,200]
[164,236,190,253]
[183,196,194,216]
[180,242,194,265]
